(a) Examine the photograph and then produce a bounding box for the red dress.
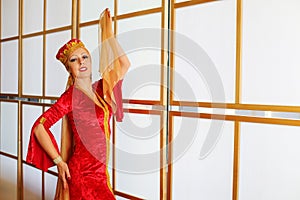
[26,80,118,200]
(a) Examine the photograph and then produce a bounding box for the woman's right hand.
[57,161,71,190]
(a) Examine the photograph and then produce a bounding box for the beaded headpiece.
[56,38,85,65]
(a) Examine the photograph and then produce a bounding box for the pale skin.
[34,8,130,191]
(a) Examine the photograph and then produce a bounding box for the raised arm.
[98,8,131,121]
[107,34,130,79]
[99,8,130,79]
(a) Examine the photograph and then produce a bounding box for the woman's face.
[67,47,91,80]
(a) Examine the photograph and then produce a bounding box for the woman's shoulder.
[92,79,104,96]
[56,85,75,102]
[62,85,74,95]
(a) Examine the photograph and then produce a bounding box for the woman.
[26,9,130,200]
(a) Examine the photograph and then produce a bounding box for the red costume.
[26,80,123,199]
[26,9,129,200]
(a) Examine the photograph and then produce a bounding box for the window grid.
[1,0,300,200]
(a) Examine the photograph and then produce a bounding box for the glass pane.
[22,104,42,159]
[0,102,18,156]
[80,0,113,23]
[23,0,43,34]
[118,0,161,15]
[45,31,71,97]
[1,40,18,94]
[173,55,211,102]
[118,13,161,101]
[118,13,161,33]
[172,117,234,200]
[23,36,43,96]
[1,0,18,38]
[0,156,17,200]
[45,173,58,200]
[115,113,160,199]
[174,1,236,103]
[239,123,300,200]
[241,0,300,105]
[80,25,99,52]
[46,0,71,30]
[23,164,42,200]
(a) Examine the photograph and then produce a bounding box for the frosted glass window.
[118,13,161,33]
[23,164,42,200]
[1,40,18,94]
[239,123,300,200]
[115,113,160,199]
[118,0,161,15]
[172,117,233,200]
[22,104,42,159]
[175,1,236,103]
[80,0,113,23]
[46,0,71,30]
[118,13,161,101]
[0,156,17,200]
[23,0,43,34]
[0,102,18,156]
[241,0,300,105]
[45,31,71,97]
[45,173,58,200]
[80,25,99,53]
[173,55,211,102]
[23,36,43,96]
[1,0,18,38]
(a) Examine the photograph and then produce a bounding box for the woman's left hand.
[57,161,71,190]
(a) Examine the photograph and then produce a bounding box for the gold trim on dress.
[94,91,114,195]
[39,117,46,124]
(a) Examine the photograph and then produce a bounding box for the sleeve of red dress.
[112,79,124,122]
[26,88,73,171]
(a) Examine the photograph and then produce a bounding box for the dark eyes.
[69,55,89,62]
[70,58,77,62]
